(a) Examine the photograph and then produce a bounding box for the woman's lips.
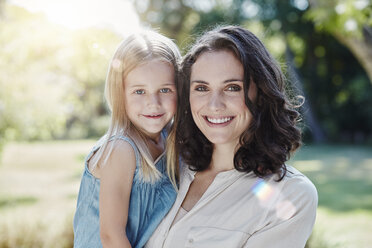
[204,116,234,127]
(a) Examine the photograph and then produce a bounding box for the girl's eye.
[160,88,171,93]
[226,85,242,92]
[194,85,208,92]
[134,89,145,94]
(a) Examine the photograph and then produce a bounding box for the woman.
[146,25,318,248]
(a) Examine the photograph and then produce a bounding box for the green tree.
[0,4,121,147]
[62,28,120,138]
[130,0,193,50]
[307,0,372,83]
[250,0,372,142]
[0,6,68,141]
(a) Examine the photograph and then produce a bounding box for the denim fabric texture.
[73,134,177,248]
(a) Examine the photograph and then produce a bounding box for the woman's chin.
[204,135,238,146]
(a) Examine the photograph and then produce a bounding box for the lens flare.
[275,200,296,220]
[251,179,275,205]
[111,59,122,71]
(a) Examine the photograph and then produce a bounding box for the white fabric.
[171,206,188,227]
[145,164,318,248]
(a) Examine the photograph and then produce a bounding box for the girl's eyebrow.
[191,80,208,84]
[128,82,175,88]
[161,83,176,86]
[191,79,243,84]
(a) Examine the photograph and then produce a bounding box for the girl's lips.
[143,114,164,119]
[203,116,235,127]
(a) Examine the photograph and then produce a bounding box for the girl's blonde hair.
[91,29,181,187]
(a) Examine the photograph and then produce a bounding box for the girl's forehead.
[125,61,175,87]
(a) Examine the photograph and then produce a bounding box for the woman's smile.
[189,50,256,146]
[204,116,235,126]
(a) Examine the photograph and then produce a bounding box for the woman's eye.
[160,88,171,93]
[194,85,208,92]
[226,85,241,92]
[134,89,145,94]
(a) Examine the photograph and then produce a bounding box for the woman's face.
[189,50,257,147]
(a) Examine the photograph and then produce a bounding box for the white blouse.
[145,164,318,248]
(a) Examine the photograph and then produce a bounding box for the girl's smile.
[124,60,177,139]
[143,113,165,119]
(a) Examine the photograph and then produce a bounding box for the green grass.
[289,144,372,248]
[290,144,372,212]
[0,195,38,208]
[0,141,371,247]
[0,140,94,248]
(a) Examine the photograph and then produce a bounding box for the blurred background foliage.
[0,3,120,149]
[1,0,371,153]
[0,1,371,247]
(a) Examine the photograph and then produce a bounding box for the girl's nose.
[146,93,161,107]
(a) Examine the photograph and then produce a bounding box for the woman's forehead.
[190,50,244,82]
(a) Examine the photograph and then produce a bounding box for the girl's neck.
[147,134,162,145]
[146,133,165,161]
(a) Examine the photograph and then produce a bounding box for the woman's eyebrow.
[224,79,244,83]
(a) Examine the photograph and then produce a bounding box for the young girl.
[73,30,181,248]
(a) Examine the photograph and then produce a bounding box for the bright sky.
[10,0,141,36]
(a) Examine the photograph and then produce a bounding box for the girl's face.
[189,50,257,147]
[125,60,177,139]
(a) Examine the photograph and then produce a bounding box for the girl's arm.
[99,140,137,248]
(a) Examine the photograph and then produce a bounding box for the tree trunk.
[308,0,372,83]
[333,26,372,83]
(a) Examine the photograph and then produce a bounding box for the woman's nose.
[208,91,225,112]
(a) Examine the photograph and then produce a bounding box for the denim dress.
[73,135,177,248]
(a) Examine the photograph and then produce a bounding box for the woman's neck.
[209,143,238,173]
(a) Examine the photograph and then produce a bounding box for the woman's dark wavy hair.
[176,25,302,180]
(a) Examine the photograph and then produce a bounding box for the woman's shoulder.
[239,165,318,210]
[179,160,196,176]
[283,165,317,192]
[278,165,318,207]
